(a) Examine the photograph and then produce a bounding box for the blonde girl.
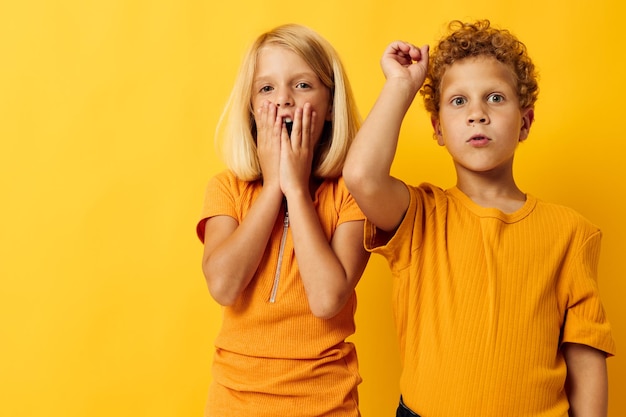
[197,24,369,416]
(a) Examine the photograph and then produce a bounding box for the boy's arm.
[344,42,429,232]
[562,342,608,417]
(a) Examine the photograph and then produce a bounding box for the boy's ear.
[519,108,534,142]
[431,117,445,146]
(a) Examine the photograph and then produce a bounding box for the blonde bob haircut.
[215,24,361,181]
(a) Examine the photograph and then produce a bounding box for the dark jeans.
[396,396,421,417]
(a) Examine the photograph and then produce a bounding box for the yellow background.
[1,0,624,415]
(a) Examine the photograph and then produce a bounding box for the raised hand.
[381,41,429,94]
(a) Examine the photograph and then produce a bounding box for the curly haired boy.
[344,20,615,416]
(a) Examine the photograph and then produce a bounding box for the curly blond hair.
[421,20,539,117]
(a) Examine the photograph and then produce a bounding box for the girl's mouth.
[284,119,293,137]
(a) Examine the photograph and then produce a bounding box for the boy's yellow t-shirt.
[366,183,615,417]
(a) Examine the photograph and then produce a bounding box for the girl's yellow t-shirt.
[198,170,364,417]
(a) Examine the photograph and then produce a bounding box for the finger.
[302,104,314,151]
[388,41,413,58]
[257,101,276,142]
[413,44,429,63]
[386,40,410,53]
[278,113,291,149]
[387,41,428,66]
[255,102,266,145]
[289,107,303,149]
[254,101,265,130]
[420,44,430,63]
[266,103,282,141]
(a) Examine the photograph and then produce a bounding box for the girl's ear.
[431,117,444,146]
[324,95,334,121]
[519,108,534,142]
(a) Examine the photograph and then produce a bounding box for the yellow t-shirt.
[198,170,364,417]
[366,183,615,417]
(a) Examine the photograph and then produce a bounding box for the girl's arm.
[287,191,369,319]
[201,101,285,306]
[563,342,608,417]
[201,186,282,306]
[343,42,429,232]
[281,105,369,319]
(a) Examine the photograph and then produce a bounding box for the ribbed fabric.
[366,183,615,417]
[197,170,364,417]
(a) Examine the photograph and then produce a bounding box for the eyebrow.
[254,71,319,82]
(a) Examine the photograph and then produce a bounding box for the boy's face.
[432,56,533,175]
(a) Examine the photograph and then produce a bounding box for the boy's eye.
[488,94,504,103]
[452,97,466,106]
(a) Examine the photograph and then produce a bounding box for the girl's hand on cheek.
[280,104,315,199]
[256,101,281,189]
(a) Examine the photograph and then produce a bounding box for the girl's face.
[251,45,332,145]
[432,56,533,176]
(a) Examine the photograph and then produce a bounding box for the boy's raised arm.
[344,42,429,232]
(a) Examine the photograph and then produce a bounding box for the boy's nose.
[467,107,489,125]
[468,116,488,125]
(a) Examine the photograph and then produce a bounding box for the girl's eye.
[296,82,311,89]
[488,94,504,103]
[259,86,273,93]
[452,97,466,106]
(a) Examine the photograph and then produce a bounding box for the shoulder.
[404,182,449,212]
[534,198,600,231]
[318,176,353,201]
[405,182,447,198]
[317,177,366,221]
[209,170,244,187]
[383,183,447,241]
[207,170,261,196]
[531,198,602,249]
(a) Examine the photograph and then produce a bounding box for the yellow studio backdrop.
[1,1,624,416]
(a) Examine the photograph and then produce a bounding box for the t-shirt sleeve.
[364,182,422,269]
[337,177,366,225]
[560,230,616,356]
[196,172,238,243]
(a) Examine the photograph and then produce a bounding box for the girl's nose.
[275,88,293,108]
